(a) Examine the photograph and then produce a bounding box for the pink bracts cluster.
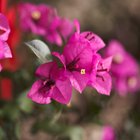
[105,40,140,96]
[102,126,116,140]
[0,13,12,71]
[28,21,112,105]
[18,3,74,46]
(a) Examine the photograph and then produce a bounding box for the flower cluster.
[105,40,140,96]
[18,2,74,46]
[28,21,112,105]
[0,13,12,71]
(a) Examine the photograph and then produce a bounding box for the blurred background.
[0,0,140,139]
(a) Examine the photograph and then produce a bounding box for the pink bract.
[53,21,112,95]
[18,2,74,46]
[28,61,72,104]
[102,126,116,140]
[105,40,140,96]
[89,56,112,95]
[0,13,12,71]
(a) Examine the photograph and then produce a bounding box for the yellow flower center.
[128,77,137,88]
[81,69,86,74]
[113,53,123,64]
[31,11,41,20]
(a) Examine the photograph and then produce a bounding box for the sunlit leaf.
[25,39,52,63]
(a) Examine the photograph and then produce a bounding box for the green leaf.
[18,90,34,113]
[32,119,68,135]
[67,126,83,140]
[25,39,52,63]
[3,104,20,120]
[15,122,20,139]
[0,127,6,140]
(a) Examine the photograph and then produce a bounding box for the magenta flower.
[89,56,112,95]
[57,18,74,41]
[53,50,95,93]
[102,126,116,140]
[0,13,10,41]
[52,36,98,93]
[18,3,57,36]
[53,21,110,94]
[0,13,12,71]
[18,3,74,46]
[28,61,72,104]
[44,16,74,46]
[74,20,105,52]
[105,40,140,96]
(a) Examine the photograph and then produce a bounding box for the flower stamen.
[31,11,41,20]
[81,69,86,74]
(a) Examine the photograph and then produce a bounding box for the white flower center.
[31,11,41,20]
[113,53,123,64]
[128,77,137,88]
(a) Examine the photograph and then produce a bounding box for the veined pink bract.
[0,13,12,71]
[28,61,72,104]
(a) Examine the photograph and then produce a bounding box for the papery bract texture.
[53,34,97,93]
[89,56,112,95]
[0,13,12,71]
[0,13,10,41]
[28,61,72,104]
[53,21,112,95]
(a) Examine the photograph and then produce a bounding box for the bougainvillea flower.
[18,2,74,46]
[89,56,112,95]
[0,13,10,41]
[18,3,56,35]
[44,16,63,46]
[53,37,103,93]
[53,21,110,94]
[1,0,21,71]
[0,13,12,71]
[44,17,74,46]
[105,40,140,95]
[57,18,74,41]
[0,40,12,59]
[102,126,115,140]
[28,61,72,104]
[74,20,105,52]
[53,46,97,93]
